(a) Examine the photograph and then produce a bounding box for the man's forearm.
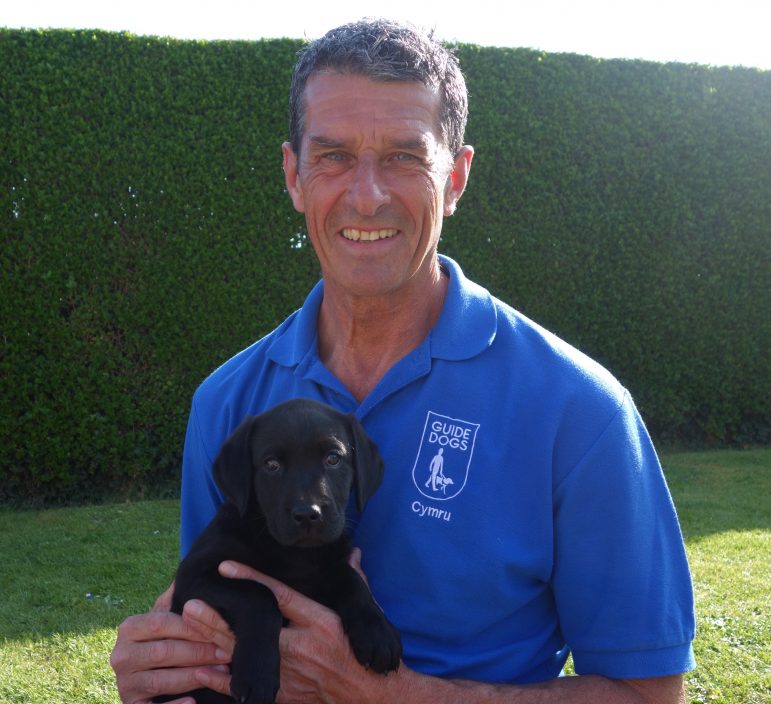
[378,667,685,704]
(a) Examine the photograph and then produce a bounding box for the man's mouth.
[341,228,398,242]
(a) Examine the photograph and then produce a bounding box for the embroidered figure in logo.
[413,412,480,501]
[425,448,454,494]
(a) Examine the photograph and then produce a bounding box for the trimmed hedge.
[1,30,769,503]
[2,30,316,502]
[449,46,770,448]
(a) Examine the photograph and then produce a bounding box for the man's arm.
[384,669,685,704]
[185,561,685,704]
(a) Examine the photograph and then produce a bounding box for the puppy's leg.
[163,578,283,704]
[321,565,403,674]
[230,580,284,704]
[209,579,283,704]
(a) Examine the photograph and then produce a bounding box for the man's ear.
[282,141,305,213]
[443,145,474,216]
[212,416,258,516]
[348,416,385,512]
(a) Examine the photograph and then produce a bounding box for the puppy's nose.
[291,503,323,525]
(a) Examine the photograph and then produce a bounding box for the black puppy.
[155,398,402,704]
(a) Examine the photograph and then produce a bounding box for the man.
[111,18,695,704]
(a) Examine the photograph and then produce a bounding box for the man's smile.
[341,227,399,242]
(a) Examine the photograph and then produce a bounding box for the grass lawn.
[0,449,768,703]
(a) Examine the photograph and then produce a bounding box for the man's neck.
[317,266,448,403]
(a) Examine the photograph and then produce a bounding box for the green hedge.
[1,30,768,503]
[449,46,770,447]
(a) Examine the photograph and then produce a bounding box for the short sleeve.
[552,392,696,678]
[179,398,223,558]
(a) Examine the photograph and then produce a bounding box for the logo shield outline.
[411,411,480,501]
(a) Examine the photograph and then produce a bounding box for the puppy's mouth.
[276,528,343,549]
[289,535,330,548]
[268,512,345,548]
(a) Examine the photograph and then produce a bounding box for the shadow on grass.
[662,448,770,541]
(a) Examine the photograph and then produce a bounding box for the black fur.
[155,399,401,704]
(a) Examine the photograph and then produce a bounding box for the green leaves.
[1,30,314,503]
[450,45,770,448]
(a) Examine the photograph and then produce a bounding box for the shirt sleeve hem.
[572,642,696,679]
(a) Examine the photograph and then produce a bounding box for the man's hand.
[191,553,402,704]
[109,582,232,704]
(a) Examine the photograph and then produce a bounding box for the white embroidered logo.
[411,412,480,501]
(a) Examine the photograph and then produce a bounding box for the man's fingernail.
[185,600,204,618]
[216,648,229,661]
[219,561,237,577]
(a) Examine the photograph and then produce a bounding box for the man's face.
[283,73,472,301]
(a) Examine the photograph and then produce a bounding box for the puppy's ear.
[212,416,258,516]
[348,416,385,512]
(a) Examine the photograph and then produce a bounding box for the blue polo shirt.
[180,255,695,683]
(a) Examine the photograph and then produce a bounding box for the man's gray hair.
[288,18,468,157]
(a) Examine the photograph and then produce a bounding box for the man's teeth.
[342,228,398,242]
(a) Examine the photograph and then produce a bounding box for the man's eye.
[323,152,346,162]
[263,458,282,474]
[325,452,342,467]
[394,152,417,162]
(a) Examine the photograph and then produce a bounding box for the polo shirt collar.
[266,254,497,368]
[431,255,497,360]
[266,278,323,368]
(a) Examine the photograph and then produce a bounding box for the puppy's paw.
[345,611,403,674]
[230,671,279,704]
[230,641,280,704]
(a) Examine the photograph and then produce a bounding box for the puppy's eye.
[325,452,342,467]
[263,458,282,474]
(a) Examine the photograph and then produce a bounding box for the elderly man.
[111,18,695,704]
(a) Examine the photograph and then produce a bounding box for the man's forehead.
[300,73,444,145]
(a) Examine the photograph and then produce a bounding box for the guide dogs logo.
[412,412,480,501]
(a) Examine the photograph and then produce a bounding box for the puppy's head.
[213,399,384,547]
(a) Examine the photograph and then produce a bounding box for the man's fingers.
[182,599,235,655]
[118,663,203,704]
[111,586,235,704]
[116,610,217,646]
[111,617,230,704]
[219,560,332,627]
[348,547,369,585]
[194,664,233,697]
[152,580,175,612]
[221,550,368,583]
[218,560,262,581]
[143,637,229,669]
[112,624,228,671]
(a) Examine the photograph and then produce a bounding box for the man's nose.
[346,155,390,215]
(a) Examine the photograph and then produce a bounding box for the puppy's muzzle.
[291,502,323,526]
[280,501,343,547]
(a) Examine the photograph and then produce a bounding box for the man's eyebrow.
[306,135,433,152]
[307,135,346,149]
[390,136,432,151]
